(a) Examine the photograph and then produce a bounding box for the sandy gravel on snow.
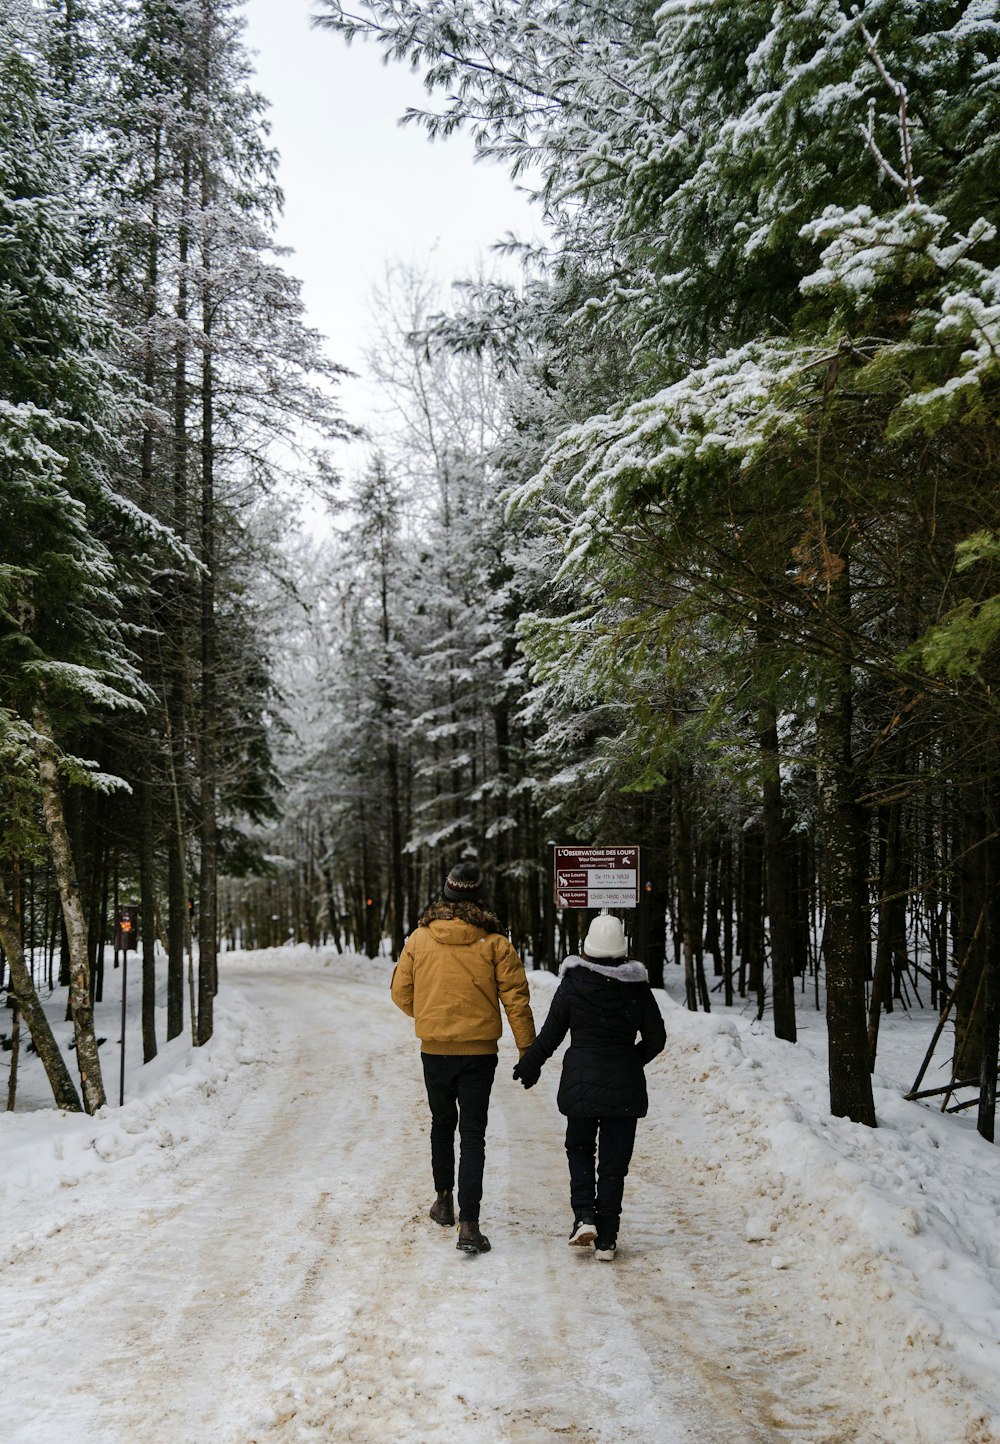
[2,958,988,1443]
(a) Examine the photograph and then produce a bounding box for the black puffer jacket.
[518,956,666,1118]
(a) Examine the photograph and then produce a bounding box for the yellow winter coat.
[391,901,536,1056]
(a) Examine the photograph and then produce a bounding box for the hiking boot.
[429,1190,455,1227]
[456,1220,491,1254]
[569,1215,597,1247]
[594,1237,617,1261]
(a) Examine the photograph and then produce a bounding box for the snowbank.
[621,970,1000,1441]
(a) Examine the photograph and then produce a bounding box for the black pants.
[421,1053,498,1222]
[565,1115,638,1241]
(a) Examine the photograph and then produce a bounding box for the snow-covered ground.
[2,946,999,1443]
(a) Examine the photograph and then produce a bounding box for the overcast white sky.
[241,0,539,461]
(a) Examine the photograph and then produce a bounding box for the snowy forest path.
[10,960,893,1442]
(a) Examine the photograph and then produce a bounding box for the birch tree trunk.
[0,883,81,1111]
[32,707,106,1113]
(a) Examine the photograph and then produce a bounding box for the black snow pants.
[421,1053,498,1222]
[565,1115,638,1242]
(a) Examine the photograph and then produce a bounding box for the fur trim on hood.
[418,899,506,936]
[560,954,649,984]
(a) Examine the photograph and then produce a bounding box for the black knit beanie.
[443,860,484,902]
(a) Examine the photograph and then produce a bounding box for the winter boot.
[594,1236,617,1262]
[569,1214,597,1247]
[429,1190,455,1227]
[456,1220,491,1254]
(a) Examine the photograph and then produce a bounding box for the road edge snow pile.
[1,946,396,1227]
[642,986,1000,1443]
[0,956,288,1261]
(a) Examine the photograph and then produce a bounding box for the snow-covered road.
[3,951,997,1443]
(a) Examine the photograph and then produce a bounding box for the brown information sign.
[554,846,640,909]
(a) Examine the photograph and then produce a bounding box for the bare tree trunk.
[375,505,407,956]
[815,651,876,1128]
[703,827,722,979]
[34,710,107,1103]
[196,128,218,1045]
[868,801,904,1069]
[33,707,106,1112]
[3,866,22,1111]
[84,798,107,1004]
[977,779,1000,1143]
[759,695,797,1043]
[722,833,734,1007]
[166,768,188,1040]
[167,147,192,1043]
[954,779,988,1080]
[139,776,158,1064]
[672,765,701,1011]
[5,1002,19,1111]
[742,819,765,1017]
[644,796,668,989]
[94,836,110,1004]
[0,860,82,1113]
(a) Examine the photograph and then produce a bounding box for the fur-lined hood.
[419,899,506,936]
[560,954,649,984]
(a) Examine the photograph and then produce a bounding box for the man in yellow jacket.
[391,860,536,1254]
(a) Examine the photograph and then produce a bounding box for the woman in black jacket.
[513,912,666,1259]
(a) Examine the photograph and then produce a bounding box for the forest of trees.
[0,0,347,1112]
[3,1,1000,1142]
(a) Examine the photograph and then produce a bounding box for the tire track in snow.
[244,971,873,1443]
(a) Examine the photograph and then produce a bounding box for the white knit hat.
[582,913,628,959]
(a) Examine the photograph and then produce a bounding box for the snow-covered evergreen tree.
[0,0,162,1110]
[316,0,1000,1130]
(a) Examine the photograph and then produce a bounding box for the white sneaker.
[569,1217,597,1246]
[594,1240,617,1261]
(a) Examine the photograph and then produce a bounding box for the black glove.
[513,1059,541,1089]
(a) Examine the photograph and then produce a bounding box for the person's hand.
[513,1059,540,1089]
